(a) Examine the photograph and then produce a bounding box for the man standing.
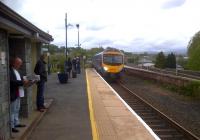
[34,54,47,112]
[67,57,72,78]
[76,57,81,74]
[10,57,29,133]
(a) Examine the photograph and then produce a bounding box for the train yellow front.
[92,48,124,78]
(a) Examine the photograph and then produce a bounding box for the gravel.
[121,72,200,138]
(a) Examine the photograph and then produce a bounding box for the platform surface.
[11,68,158,140]
[86,68,158,140]
[28,71,92,140]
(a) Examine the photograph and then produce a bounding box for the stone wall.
[0,33,42,140]
[9,38,33,118]
[125,67,192,87]
[0,29,10,140]
[24,39,34,117]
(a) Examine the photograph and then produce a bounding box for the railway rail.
[131,66,200,80]
[110,81,200,140]
[148,68,200,80]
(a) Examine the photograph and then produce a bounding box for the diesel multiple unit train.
[92,48,124,79]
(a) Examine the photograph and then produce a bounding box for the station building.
[0,2,53,139]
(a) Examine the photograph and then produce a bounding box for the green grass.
[180,81,200,98]
[140,77,200,99]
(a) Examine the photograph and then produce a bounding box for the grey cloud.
[82,36,96,43]
[99,39,114,46]
[155,40,182,48]
[55,37,187,54]
[53,41,65,47]
[125,38,187,54]
[131,38,147,46]
[54,35,187,54]
[1,0,23,11]
[162,0,186,9]
[55,24,65,30]
[83,36,114,46]
[152,40,187,53]
[93,40,113,47]
[86,24,107,31]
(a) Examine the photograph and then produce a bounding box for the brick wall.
[0,29,10,140]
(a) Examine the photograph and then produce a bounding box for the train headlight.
[103,66,108,71]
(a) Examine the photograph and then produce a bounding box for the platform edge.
[86,69,99,140]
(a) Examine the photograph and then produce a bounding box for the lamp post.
[65,13,68,59]
[76,24,80,48]
[47,51,50,75]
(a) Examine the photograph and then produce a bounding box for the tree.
[86,47,104,58]
[155,51,166,69]
[177,55,187,69]
[42,44,59,55]
[166,53,176,68]
[187,31,200,70]
[68,47,86,58]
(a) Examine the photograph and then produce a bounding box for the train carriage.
[92,48,124,79]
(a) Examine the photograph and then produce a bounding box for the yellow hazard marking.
[86,69,99,140]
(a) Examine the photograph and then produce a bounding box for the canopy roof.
[0,2,53,43]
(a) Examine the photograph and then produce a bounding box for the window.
[103,54,123,65]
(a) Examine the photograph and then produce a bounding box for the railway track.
[148,68,200,80]
[130,66,200,80]
[110,81,200,140]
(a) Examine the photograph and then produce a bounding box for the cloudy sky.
[2,0,200,53]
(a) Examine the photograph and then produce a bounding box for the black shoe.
[12,128,19,133]
[37,108,45,112]
[15,124,26,127]
[41,106,48,109]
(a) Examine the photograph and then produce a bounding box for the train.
[92,48,124,79]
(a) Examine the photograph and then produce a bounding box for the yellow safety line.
[86,69,99,140]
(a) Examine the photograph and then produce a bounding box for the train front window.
[103,55,123,65]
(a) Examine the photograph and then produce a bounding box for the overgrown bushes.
[164,81,200,98]
[180,81,200,98]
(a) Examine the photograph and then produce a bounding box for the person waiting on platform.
[72,57,77,72]
[67,57,72,78]
[76,57,81,74]
[34,54,47,112]
[10,57,29,133]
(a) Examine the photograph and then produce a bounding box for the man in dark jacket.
[76,57,81,74]
[34,54,47,112]
[72,57,77,72]
[67,57,72,78]
[10,57,29,133]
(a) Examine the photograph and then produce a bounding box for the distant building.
[138,56,154,67]
[176,64,184,70]
[138,62,154,67]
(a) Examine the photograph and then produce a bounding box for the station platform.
[11,68,159,140]
[86,68,158,140]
